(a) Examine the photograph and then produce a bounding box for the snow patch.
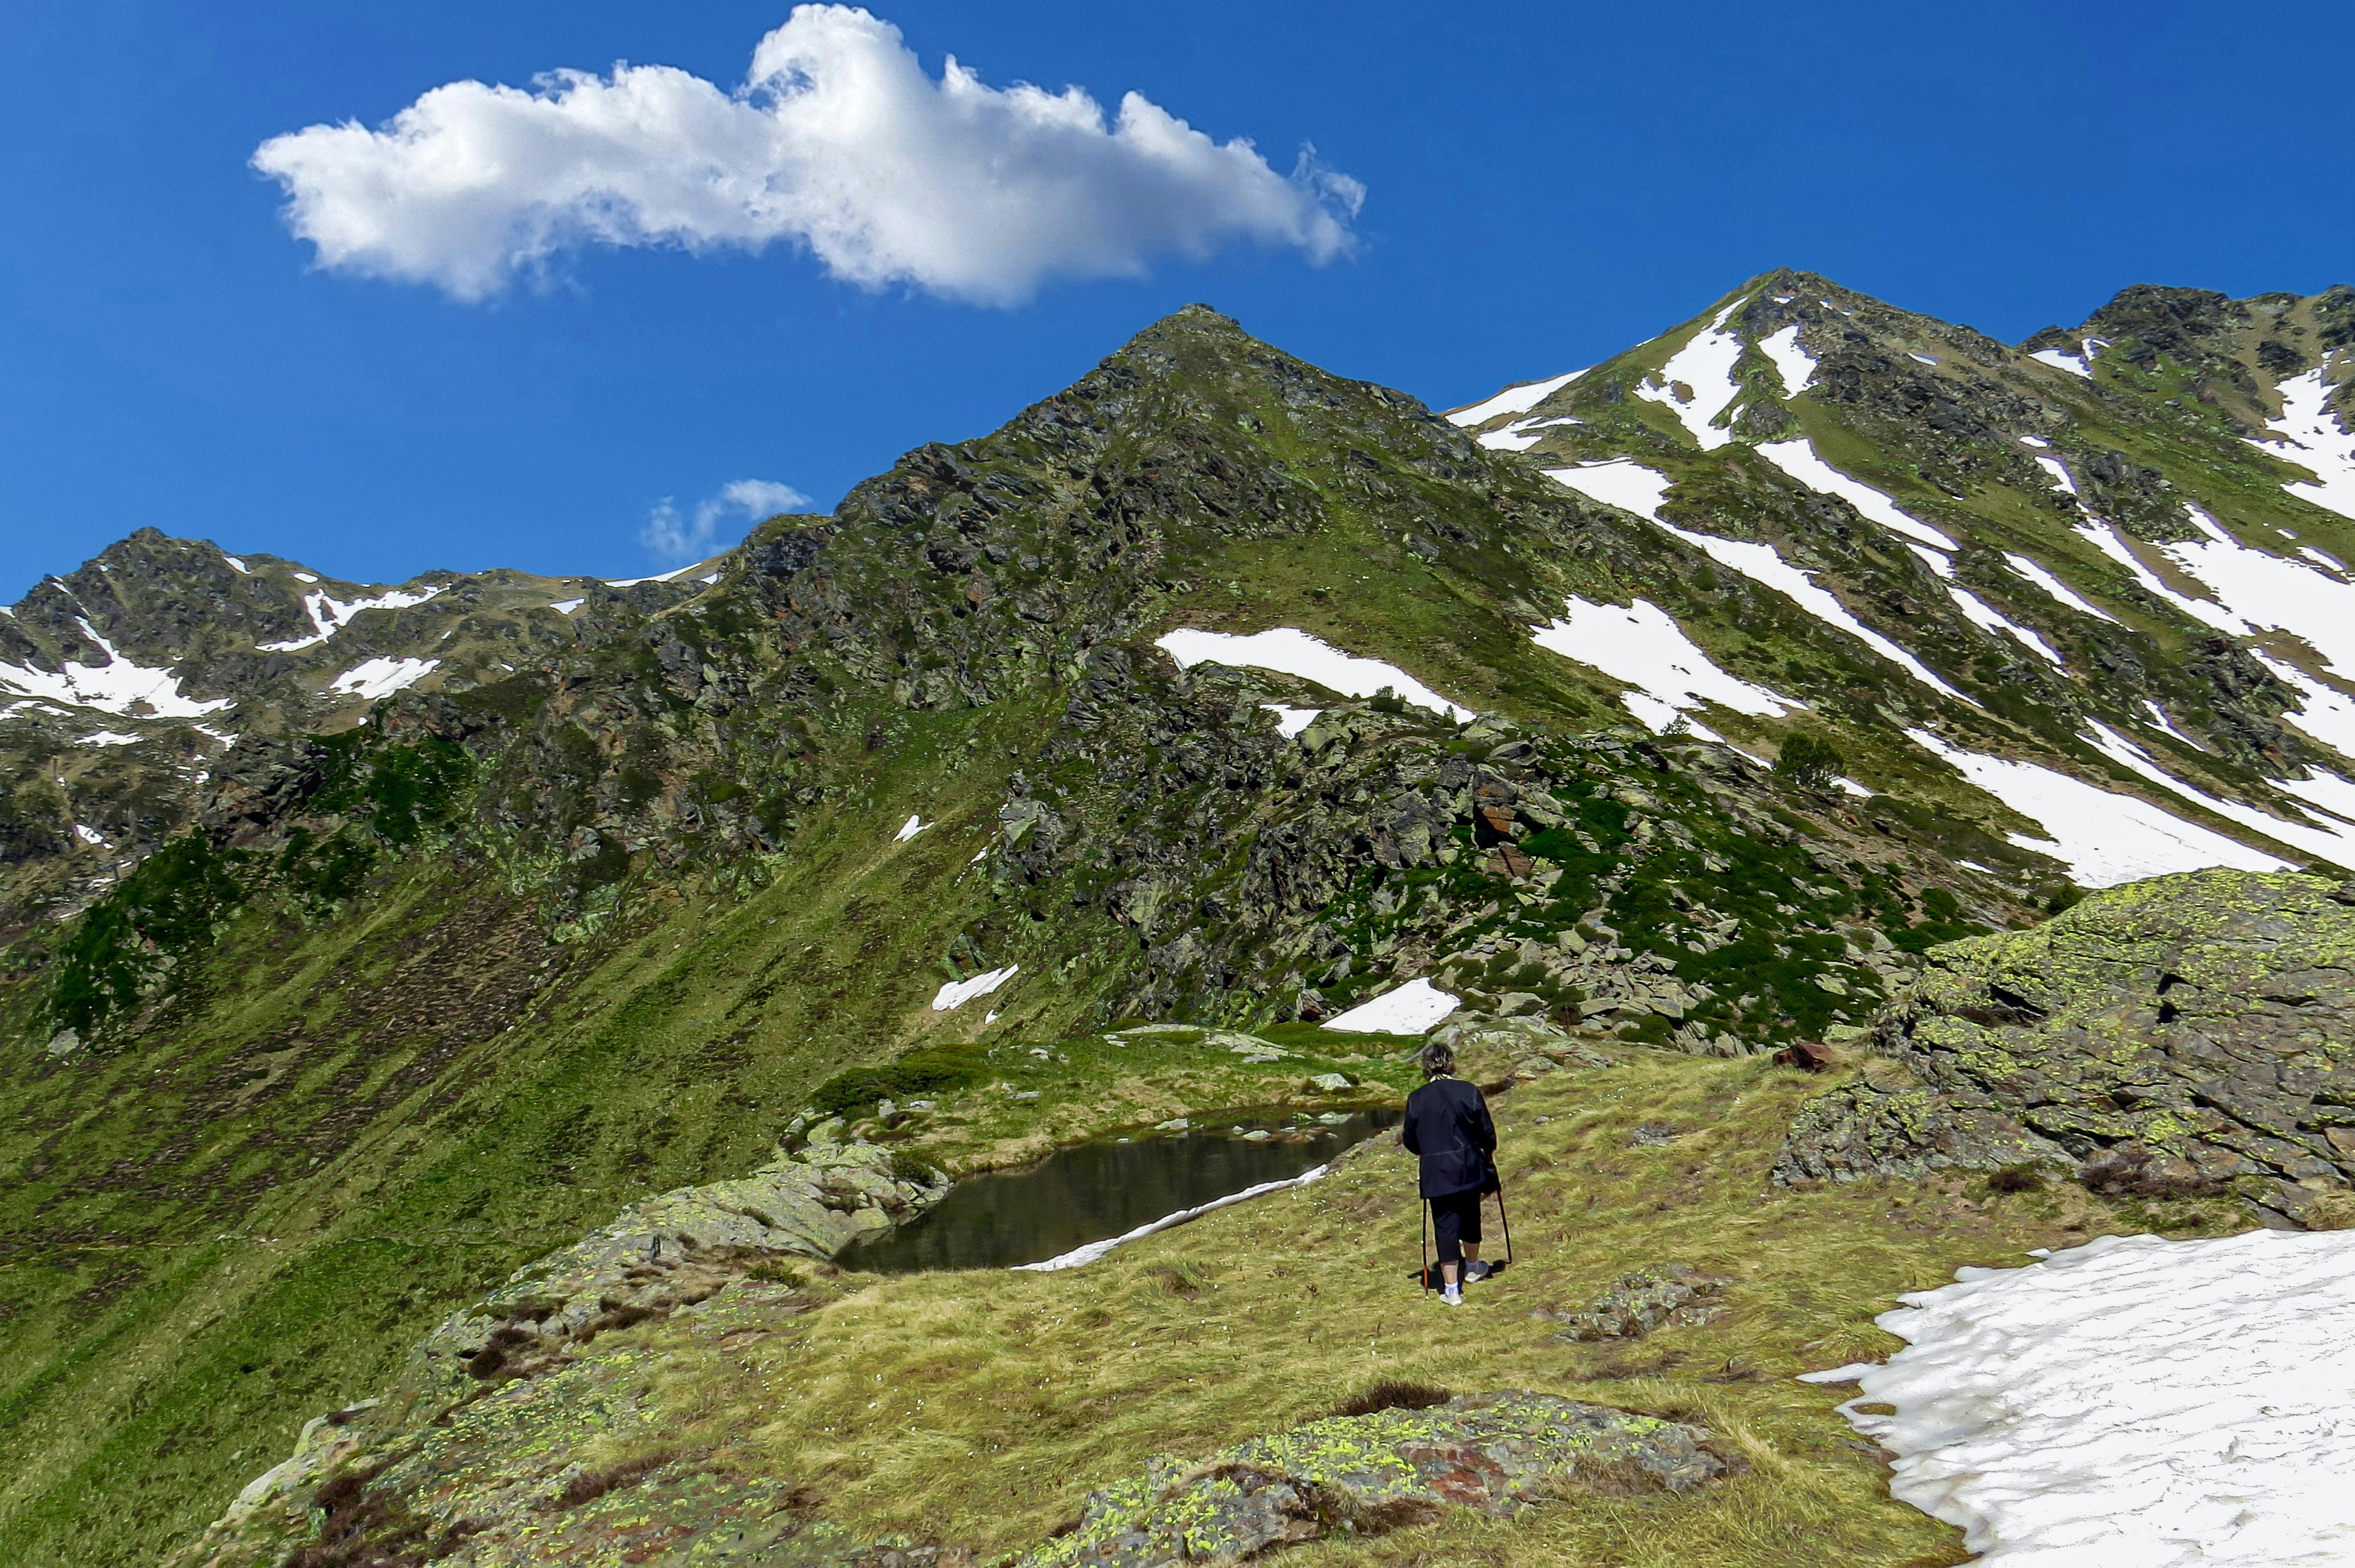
[292,572,319,583]
[1260,703,1321,738]
[1155,627,1472,722]
[1756,324,1815,401]
[2248,368,2355,521]
[1321,977,1460,1034]
[2035,456,2078,496]
[2019,435,2051,448]
[549,599,585,614]
[1015,1164,1331,1272]
[1819,1229,2355,1567]
[0,622,235,720]
[894,814,929,842]
[2085,722,2355,863]
[1531,597,1794,733]
[79,730,141,746]
[328,656,439,700]
[1543,460,1674,522]
[1905,729,2283,885]
[1756,440,1957,549]
[2029,346,2092,378]
[74,824,105,846]
[1948,588,2062,664]
[1908,351,1938,366]
[1634,312,1747,450]
[603,560,710,587]
[259,585,443,652]
[221,554,249,573]
[1446,370,1584,428]
[931,965,1017,1012]
[2003,553,2119,623]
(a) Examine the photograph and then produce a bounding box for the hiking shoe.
[1441,1284,1463,1306]
[1464,1260,1493,1284]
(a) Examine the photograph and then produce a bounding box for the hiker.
[1402,1039,1497,1305]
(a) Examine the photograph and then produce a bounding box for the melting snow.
[0,622,235,719]
[1477,415,1583,453]
[1809,1229,2355,1568]
[74,824,105,846]
[1756,440,1958,549]
[1531,598,1794,733]
[2003,553,2119,623]
[80,730,141,746]
[1907,544,1956,579]
[894,814,929,842]
[1541,460,1972,703]
[259,585,443,652]
[2085,722,2355,863]
[1905,728,2283,885]
[1155,627,1473,722]
[1014,1164,1332,1273]
[1321,977,1461,1034]
[549,599,585,614]
[328,656,439,700]
[931,965,1017,1012]
[292,572,319,583]
[1948,589,2062,664]
[1634,305,1747,450]
[2035,456,2079,495]
[2020,436,2051,449]
[2029,346,2093,378]
[1756,325,1815,401]
[2148,504,2355,676]
[1544,460,1674,522]
[1261,703,1321,738]
[603,560,710,588]
[1446,370,1584,428]
[221,554,249,573]
[2248,368,2355,521]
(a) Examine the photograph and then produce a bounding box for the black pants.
[1429,1189,1484,1268]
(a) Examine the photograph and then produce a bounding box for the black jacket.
[1402,1075,1497,1198]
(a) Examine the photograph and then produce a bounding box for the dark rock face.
[1777,870,2355,1224]
[1020,1392,1723,1567]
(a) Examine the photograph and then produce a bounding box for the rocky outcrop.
[1019,1393,1724,1567]
[1776,870,2355,1224]
[1534,1265,1734,1341]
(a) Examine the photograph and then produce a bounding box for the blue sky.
[5,1,2350,600]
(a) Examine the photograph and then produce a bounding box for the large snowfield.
[1810,1230,2355,1566]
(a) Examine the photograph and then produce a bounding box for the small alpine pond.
[840,1105,1403,1273]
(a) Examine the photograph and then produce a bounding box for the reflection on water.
[838,1106,1403,1274]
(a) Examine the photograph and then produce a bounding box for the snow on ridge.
[549,598,585,614]
[221,554,249,574]
[2247,368,2355,522]
[603,559,714,588]
[1905,727,2283,885]
[1322,976,1460,1034]
[329,656,439,700]
[259,585,444,653]
[1635,310,1749,450]
[1756,324,1815,401]
[0,620,234,720]
[1446,370,1584,428]
[1477,414,1582,453]
[1531,597,1795,735]
[1155,627,1473,722]
[2003,553,2119,623]
[81,730,141,746]
[1756,440,1957,549]
[1815,1229,2355,1568]
[931,965,1017,1012]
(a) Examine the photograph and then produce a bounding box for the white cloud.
[641,477,810,562]
[251,5,1363,305]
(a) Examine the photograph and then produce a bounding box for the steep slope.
[0,304,2064,1566]
[1452,271,2355,891]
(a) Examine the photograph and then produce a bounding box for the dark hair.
[1419,1041,1455,1078]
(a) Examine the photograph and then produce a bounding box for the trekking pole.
[1495,1184,1515,1269]
[1420,1198,1432,1294]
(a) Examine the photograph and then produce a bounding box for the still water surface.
[838,1106,1402,1273]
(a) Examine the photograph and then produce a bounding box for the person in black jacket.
[1401,1039,1496,1305]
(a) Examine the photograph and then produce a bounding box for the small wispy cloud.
[249,5,1362,305]
[641,478,810,563]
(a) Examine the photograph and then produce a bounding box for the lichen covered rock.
[1019,1392,1723,1567]
[1776,870,2355,1223]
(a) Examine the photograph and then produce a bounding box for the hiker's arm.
[1401,1111,1422,1154]
[1474,1095,1497,1153]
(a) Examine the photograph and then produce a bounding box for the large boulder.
[1776,870,2355,1224]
